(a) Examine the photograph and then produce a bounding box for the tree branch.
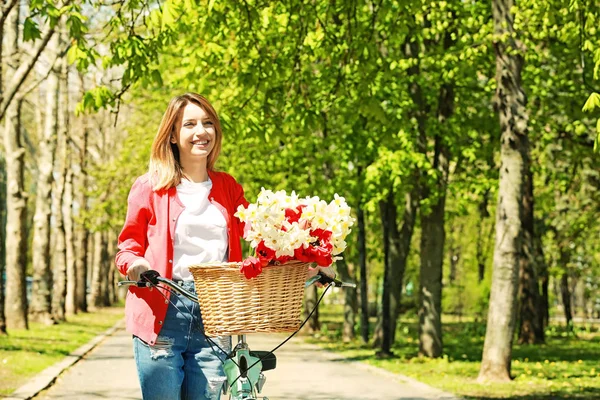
[0,26,57,120]
[0,0,18,29]
[16,43,71,102]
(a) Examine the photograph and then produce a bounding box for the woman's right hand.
[126,259,151,281]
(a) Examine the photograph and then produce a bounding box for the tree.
[478,0,531,382]
[51,29,69,321]
[3,3,28,330]
[74,74,89,313]
[30,29,60,325]
[517,166,544,344]
[0,155,7,334]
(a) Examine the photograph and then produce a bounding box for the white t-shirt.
[172,178,229,281]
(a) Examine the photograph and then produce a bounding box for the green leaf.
[582,92,600,112]
[151,70,163,86]
[23,18,41,42]
[162,0,177,30]
[67,44,80,65]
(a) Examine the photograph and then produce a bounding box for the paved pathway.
[35,327,460,400]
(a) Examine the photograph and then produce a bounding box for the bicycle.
[118,271,355,400]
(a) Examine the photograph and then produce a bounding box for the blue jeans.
[132,281,230,400]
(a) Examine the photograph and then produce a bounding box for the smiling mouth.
[192,140,209,146]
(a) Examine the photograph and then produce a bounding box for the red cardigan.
[115,170,248,345]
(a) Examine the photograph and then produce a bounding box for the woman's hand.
[126,259,152,282]
[307,265,336,287]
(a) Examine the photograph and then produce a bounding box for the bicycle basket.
[189,261,310,336]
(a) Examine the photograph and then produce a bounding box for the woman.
[115,93,247,400]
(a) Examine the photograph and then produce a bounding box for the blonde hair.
[148,93,223,191]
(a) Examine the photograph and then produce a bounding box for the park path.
[33,325,460,400]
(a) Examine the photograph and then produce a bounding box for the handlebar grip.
[317,274,345,287]
[316,274,357,288]
[140,270,161,285]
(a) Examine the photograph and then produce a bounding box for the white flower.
[236,188,355,260]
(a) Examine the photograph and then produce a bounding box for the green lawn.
[0,307,124,396]
[308,307,600,399]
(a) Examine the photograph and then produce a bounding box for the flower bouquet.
[235,188,355,279]
[188,188,354,335]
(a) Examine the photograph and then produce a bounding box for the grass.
[307,306,600,399]
[0,306,124,397]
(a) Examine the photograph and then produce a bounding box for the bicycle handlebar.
[118,276,199,302]
[305,273,357,289]
[118,272,356,300]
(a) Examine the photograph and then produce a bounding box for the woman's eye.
[184,123,194,127]
[203,121,214,126]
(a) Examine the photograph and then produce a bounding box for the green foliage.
[22,18,41,42]
[78,0,600,346]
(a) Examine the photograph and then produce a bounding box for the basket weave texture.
[189,261,310,336]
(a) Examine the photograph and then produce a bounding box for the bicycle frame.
[222,335,266,399]
[118,277,269,399]
[118,273,355,400]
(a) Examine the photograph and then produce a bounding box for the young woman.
[115,93,248,400]
[116,93,335,399]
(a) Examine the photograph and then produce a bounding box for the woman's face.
[171,103,216,163]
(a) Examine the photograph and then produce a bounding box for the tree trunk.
[356,190,369,344]
[418,137,449,359]
[419,73,453,358]
[377,195,393,357]
[101,231,111,306]
[74,220,89,313]
[560,272,573,331]
[372,185,414,354]
[335,257,357,342]
[51,163,67,321]
[390,187,418,344]
[62,65,75,316]
[74,74,89,313]
[478,0,530,382]
[517,168,544,344]
[64,167,76,314]
[476,190,491,283]
[3,5,28,330]
[90,231,104,308]
[448,223,460,284]
[51,48,69,322]
[532,229,549,329]
[30,31,60,325]
[0,155,7,334]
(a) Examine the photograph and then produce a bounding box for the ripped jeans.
[133,281,231,400]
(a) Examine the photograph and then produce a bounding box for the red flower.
[240,257,263,279]
[291,228,334,267]
[285,205,306,224]
[310,228,332,243]
[293,241,333,267]
[284,208,300,224]
[256,241,275,266]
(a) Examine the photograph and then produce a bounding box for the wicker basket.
[189,261,310,336]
